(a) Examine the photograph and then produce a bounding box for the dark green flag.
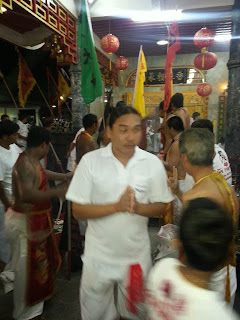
[77,0,102,104]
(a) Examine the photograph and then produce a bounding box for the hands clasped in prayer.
[117,186,137,213]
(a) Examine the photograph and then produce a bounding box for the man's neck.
[179,265,211,290]
[112,146,134,167]
[0,139,10,150]
[24,148,40,163]
[189,166,213,183]
[85,129,94,137]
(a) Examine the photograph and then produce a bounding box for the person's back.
[75,113,98,164]
[147,198,238,320]
[171,93,190,130]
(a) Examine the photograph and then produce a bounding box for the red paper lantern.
[194,28,214,49]
[100,34,119,54]
[194,52,217,70]
[115,56,129,71]
[197,83,212,97]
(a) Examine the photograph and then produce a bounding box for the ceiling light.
[214,34,231,42]
[1,7,7,12]
[157,40,168,45]
[132,10,182,22]
[60,96,64,100]
[52,105,57,108]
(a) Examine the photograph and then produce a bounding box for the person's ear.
[106,125,111,139]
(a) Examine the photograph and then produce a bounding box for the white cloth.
[0,208,44,320]
[17,120,28,149]
[210,265,237,307]
[0,144,21,263]
[81,258,151,320]
[67,128,84,172]
[214,144,232,185]
[66,143,173,318]
[147,258,238,320]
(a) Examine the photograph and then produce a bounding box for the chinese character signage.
[217,95,227,141]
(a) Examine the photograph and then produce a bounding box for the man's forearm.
[135,202,168,218]
[45,170,68,181]
[72,203,116,219]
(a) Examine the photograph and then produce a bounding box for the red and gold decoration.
[115,56,129,71]
[115,56,129,84]
[17,49,36,107]
[100,33,119,53]
[194,52,218,70]
[197,83,212,97]
[2,0,77,64]
[194,27,216,98]
[100,33,119,70]
[194,27,214,49]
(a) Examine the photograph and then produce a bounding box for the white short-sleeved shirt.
[214,144,232,185]
[66,143,174,264]
[0,144,21,204]
[147,258,238,320]
[17,120,28,148]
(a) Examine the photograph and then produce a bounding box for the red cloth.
[127,264,144,314]
[25,165,61,306]
[164,22,180,111]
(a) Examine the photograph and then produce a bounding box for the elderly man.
[169,128,239,306]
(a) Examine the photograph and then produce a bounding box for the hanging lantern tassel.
[40,0,42,7]
[109,53,112,70]
[120,70,124,85]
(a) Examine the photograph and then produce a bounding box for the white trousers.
[1,208,44,320]
[80,257,152,320]
[0,204,11,264]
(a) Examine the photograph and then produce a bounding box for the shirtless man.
[169,128,239,306]
[170,93,190,130]
[76,113,98,164]
[2,126,70,320]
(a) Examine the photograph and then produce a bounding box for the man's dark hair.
[116,101,127,109]
[0,120,19,139]
[82,113,98,130]
[18,112,28,121]
[159,101,172,114]
[179,198,233,271]
[109,106,140,128]
[27,126,50,148]
[170,93,183,109]
[191,119,213,133]
[192,112,200,120]
[41,117,53,128]
[166,116,184,132]
[1,114,9,121]
[179,128,214,166]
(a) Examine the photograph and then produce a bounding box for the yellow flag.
[58,71,71,106]
[132,46,147,118]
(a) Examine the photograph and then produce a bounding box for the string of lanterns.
[193,27,217,97]
[100,33,129,81]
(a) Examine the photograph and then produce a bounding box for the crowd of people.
[0,92,239,320]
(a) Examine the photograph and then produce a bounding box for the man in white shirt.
[16,113,28,151]
[0,120,21,269]
[66,106,173,320]
[147,198,238,320]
